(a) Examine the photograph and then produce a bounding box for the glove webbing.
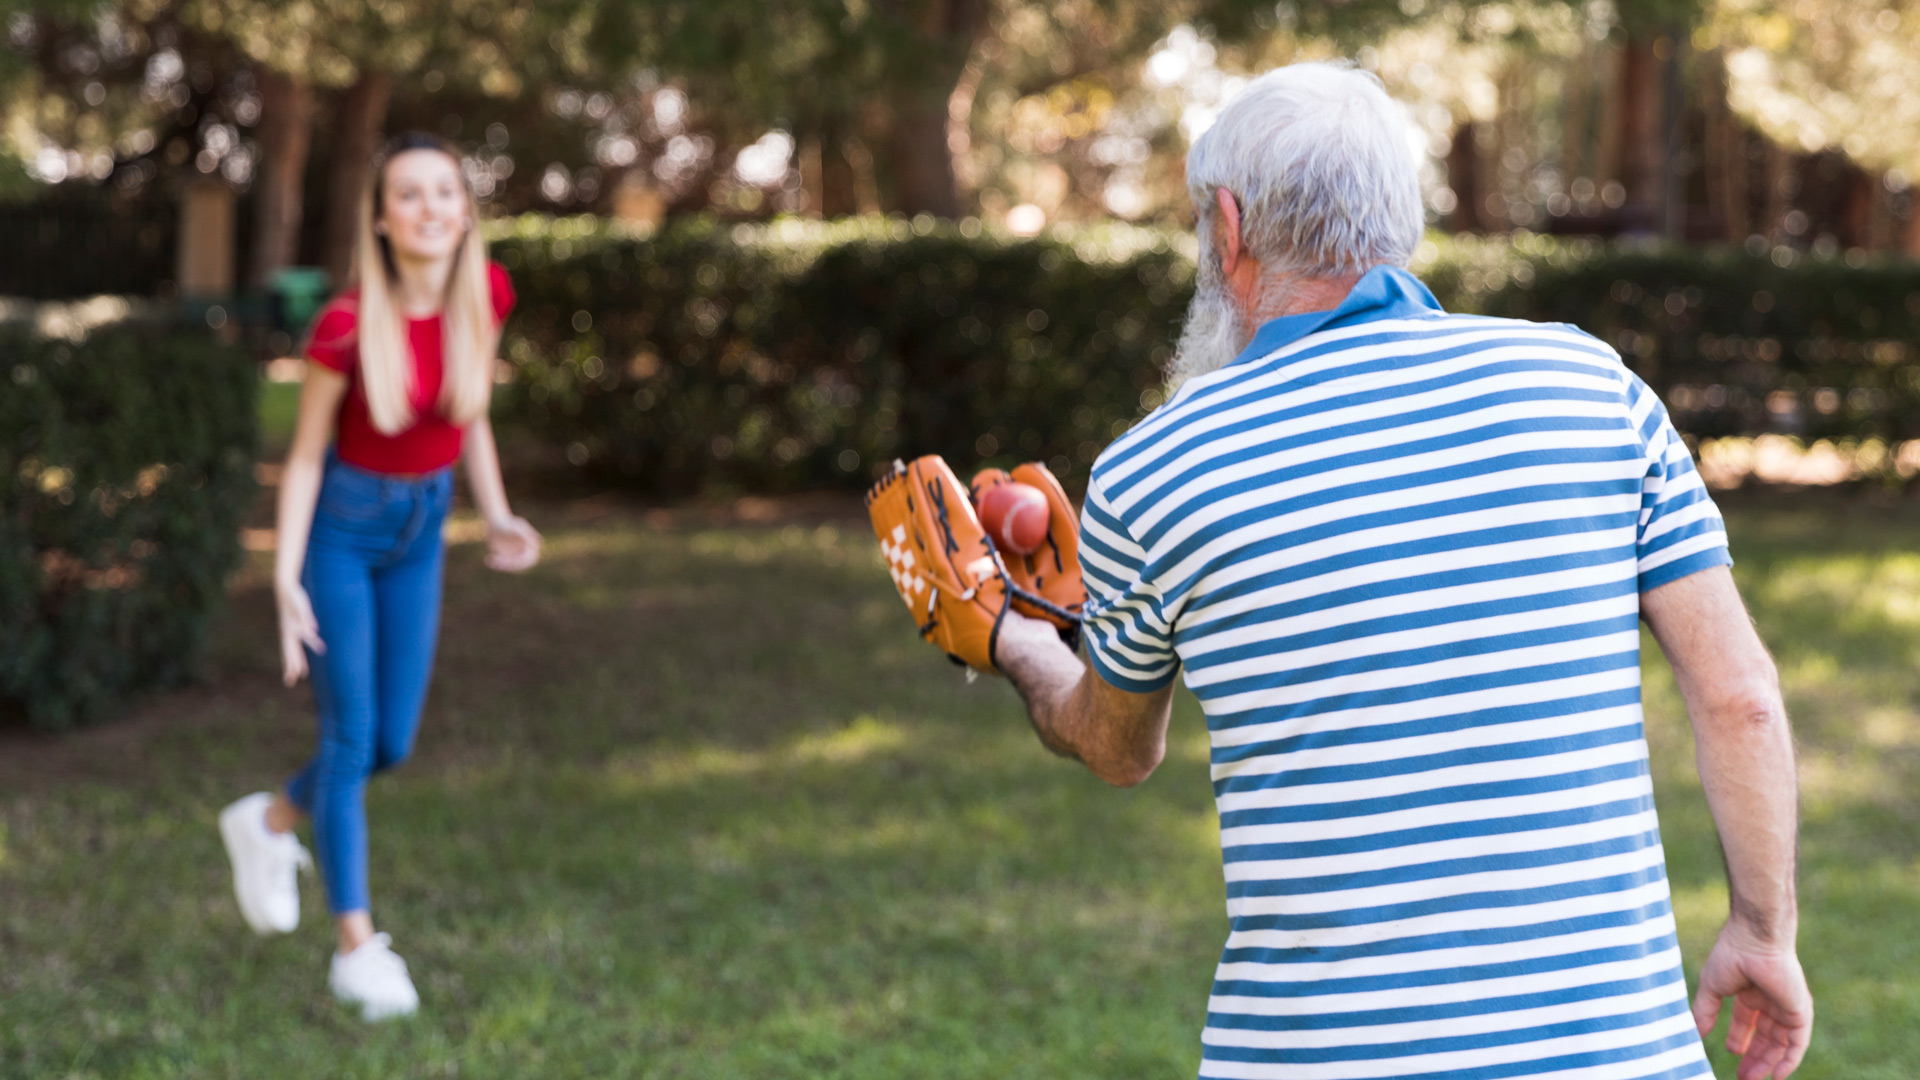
[922,474,1082,627]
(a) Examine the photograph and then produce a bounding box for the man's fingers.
[1691,981,1722,1038]
[1773,1030,1809,1079]
[1728,999,1760,1055]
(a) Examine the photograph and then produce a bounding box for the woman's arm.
[462,414,540,572]
[275,366,348,686]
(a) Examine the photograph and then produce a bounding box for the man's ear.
[1215,187,1244,277]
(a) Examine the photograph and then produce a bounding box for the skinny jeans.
[285,452,452,915]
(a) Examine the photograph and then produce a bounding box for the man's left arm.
[995,611,1174,787]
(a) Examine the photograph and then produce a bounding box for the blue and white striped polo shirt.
[1081,265,1728,1080]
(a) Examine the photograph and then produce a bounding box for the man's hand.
[994,610,1173,787]
[1691,918,1813,1079]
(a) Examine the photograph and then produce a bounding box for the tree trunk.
[322,70,394,288]
[889,98,963,218]
[1616,33,1664,233]
[1840,168,1876,250]
[879,0,987,217]
[1444,122,1482,232]
[800,126,860,217]
[1901,195,1920,257]
[248,66,314,290]
[820,138,857,217]
[1763,141,1794,243]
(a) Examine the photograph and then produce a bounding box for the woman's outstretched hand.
[275,579,325,687]
[485,514,542,573]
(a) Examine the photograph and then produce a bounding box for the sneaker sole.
[329,979,419,1022]
[218,806,293,936]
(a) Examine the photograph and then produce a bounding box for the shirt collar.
[1226,264,1444,371]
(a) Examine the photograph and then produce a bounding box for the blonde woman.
[218,132,540,1020]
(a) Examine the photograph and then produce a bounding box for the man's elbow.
[1093,742,1166,788]
[1697,682,1790,739]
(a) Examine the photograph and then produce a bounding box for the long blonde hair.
[353,133,497,435]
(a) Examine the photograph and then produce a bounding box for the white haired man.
[994,62,1812,1079]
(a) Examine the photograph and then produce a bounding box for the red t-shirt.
[305,262,516,475]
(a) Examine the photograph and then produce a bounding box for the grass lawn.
[1,486,1915,1078]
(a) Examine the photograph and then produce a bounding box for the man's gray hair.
[1187,62,1423,278]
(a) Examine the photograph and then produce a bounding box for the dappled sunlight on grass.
[598,714,913,793]
[3,494,1917,1077]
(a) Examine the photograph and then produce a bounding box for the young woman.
[218,132,541,1021]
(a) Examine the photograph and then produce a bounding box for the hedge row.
[491,216,1920,494]
[1,326,256,729]
[1425,234,1920,442]
[494,217,1190,494]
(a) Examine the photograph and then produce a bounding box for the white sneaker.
[329,933,420,1021]
[218,792,311,935]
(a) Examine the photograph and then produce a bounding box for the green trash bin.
[268,266,331,340]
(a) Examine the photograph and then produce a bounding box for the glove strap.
[1004,581,1081,626]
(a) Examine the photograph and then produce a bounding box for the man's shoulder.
[1410,309,1617,351]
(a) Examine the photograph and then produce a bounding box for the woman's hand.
[485,514,542,572]
[276,579,326,687]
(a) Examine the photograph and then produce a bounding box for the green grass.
[1,491,1915,1077]
[257,379,301,456]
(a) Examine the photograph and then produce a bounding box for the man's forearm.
[1642,568,1800,940]
[994,611,1173,787]
[1691,681,1799,938]
[995,617,1092,764]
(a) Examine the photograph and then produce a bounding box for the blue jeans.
[286,453,452,915]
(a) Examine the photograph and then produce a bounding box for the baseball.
[979,481,1049,555]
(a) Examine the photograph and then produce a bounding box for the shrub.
[0,326,256,729]
[492,216,1920,493]
[494,216,1190,494]
[1422,234,1920,443]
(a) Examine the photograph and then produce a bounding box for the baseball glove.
[867,456,1010,673]
[866,456,1085,675]
[967,462,1084,649]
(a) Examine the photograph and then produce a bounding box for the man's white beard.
[1168,244,1249,390]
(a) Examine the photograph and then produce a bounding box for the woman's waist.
[325,447,455,488]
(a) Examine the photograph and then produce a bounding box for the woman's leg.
[289,544,382,941]
[370,526,446,776]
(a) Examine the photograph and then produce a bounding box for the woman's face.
[377,149,468,264]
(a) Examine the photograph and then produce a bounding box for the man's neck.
[1246,270,1363,326]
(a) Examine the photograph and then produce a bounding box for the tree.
[578,0,1422,218]
[1708,0,1920,252]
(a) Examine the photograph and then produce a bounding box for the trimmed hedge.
[1,326,256,729]
[1423,234,1920,443]
[492,216,1920,493]
[495,217,1190,494]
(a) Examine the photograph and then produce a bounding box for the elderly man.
[994,63,1812,1079]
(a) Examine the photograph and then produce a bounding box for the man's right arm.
[1640,566,1812,1079]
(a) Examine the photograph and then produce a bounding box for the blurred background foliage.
[488,216,1920,494]
[0,0,1917,301]
[2,0,1918,726]
[0,318,255,728]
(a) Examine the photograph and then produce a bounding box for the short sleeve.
[1078,474,1181,692]
[304,298,359,375]
[1627,374,1732,592]
[487,261,516,324]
